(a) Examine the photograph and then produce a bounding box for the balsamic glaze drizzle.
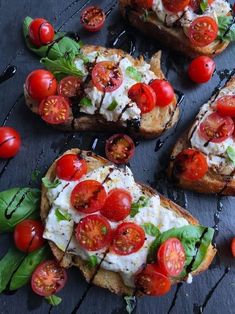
[0,65,17,84]
[167,283,183,314]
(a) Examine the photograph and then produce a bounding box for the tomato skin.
[174,148,208,181]
[80,6,106,32]
[188,56,215,84]
[0,127,21,159]
[29,18,55,47]
[26,69,57,101]
[100,188,132,222]
[56,154,87,181]
[231,238,235,257]
[157,238,186,277]
[75,214,112,251]
[14,220,45,253]
[105,134,135,164]
[131,0,153,9]
[135,264,171,296]
[162,0,190,13]
[57,76,82,98]
[31,260,67,297]
[150,79,174,107]
[189,16,218,47]
[216,96,235,118]
[128,83,156,113]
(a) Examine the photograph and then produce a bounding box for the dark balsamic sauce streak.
[105,1,117,17]
[0,159,11,179]
[0,65,17,84]
[167,283,183,314]
[222,16,235,40]
[212,196,223,246]
[1,93,24,126]
[4,188,31,220]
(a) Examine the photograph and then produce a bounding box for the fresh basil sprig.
[200,0,208,12]
[227,146,235,164]
[142,223,160,237]
[217,16,235,42]
[45,295,62,306]
[80,97,92,107]
[130,196,149,218]
[55,208,71,222]
[126,66,142,82]
[42,177,61,189]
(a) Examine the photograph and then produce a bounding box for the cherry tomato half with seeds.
[0,127,21,159]
[56,154,87,181]
[231,238,235,257]
[128,83,156,113]
[135,264,171,296]
[81,6,106,32]
[131,0,153,9]
[100,188,132,222]
[14,220,45,253]
[57,76,82,98]
[199,112,234,143]
[29,18,55,47]
[111,222,145,255]
[105,134,135,164]
[75,214,112,251]
[71,180,107,214]
[157,238,186,277]
[25,69,57,102]
[216,96,235,118]
[189,16,218,47]
[188,56,215,84]
[150,79,175,107]
[174,148,208,181]
[31,260,67,297]
[162,0,190,13]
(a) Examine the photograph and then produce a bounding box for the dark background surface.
[0,0,235,313]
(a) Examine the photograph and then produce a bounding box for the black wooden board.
[0,0,235,313]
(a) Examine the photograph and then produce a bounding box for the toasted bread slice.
[24,45,179,139]
[41,149,216,296]
[168,76,235,196]
[119,0,230,58]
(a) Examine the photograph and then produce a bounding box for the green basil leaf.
[80,97,92,107]
[10,246,49,290]
[142,223,160,237]
[42,177,61,189]
[200,0,208,12]
[0,188,40,233]
[126,66,142,82]
[45,295,62,306]
[107,100,118,111]
[130,196,149,218]
[217,16,235,42]
[87,255,98,268]
[124,296,136,314]
[55,208,71,222]
[227,146,235,164]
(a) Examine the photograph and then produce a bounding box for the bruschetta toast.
[168,76,235,196]
[41,149,216,296]
[119,0,234,58]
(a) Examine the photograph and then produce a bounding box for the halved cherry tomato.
[188,56,215,83]
[111,222,145,255]
[14,220,45,253]
[231,238,235,257]
[92,61,123,93]
[199,112,234,143]
[80,6,106,32]
[128,83,156,113]
[135,264,171,296]
[100,188,132,222]
[157,238,186,277]
[150,79,174,107]
[0,127,21,159]
[216,96,235,118]
[131,0,153,9]
[162,0,190,13]
[29,18,55,47]
[39,95,70,125]
[105,134,135,164]
[189,0,214,12]
[71,180,107,214]
[26,69,57,101]
[75,214,112,251]
[174,148,208,181]
[189,16,218,47]
[57,76,82,98]
[56,154,87,181]
[31,260,67,297]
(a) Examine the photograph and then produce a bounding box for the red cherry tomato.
[199,112,234,143]
[128,83,156,113]
[92,61,123,93]
[0,127,21,159]
[56,154,87,181]
[31,260,67,297]
[149,79,174,107]
[80,6,106,32]
[189,16,218,47]
[57,76,82,98]
[231,238,235,257]
[216,96,235,118]
[131,0,153,9]
[111,222,145,255]
[188,56,215,84]
[39,95,70,125]
[157,238,186,277]
[25,69,57,101]
[100,188,132,222]
[135,264,171,296]
[105,134,135,164]
[71,180,107,214]
[174,148,208,181]
[75,214,112,251]
[162,0,190,12]
[29,18,55,47]
[14,220,45,253]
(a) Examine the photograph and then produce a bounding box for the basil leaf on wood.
[45,295,62,306]
[0,188,40,233]
[42,177,61,189]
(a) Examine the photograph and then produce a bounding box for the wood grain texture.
[0,0,235,313]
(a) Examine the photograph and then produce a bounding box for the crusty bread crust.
[24,45,179,139]
[41,149,216,296]
[119,0,230,58]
